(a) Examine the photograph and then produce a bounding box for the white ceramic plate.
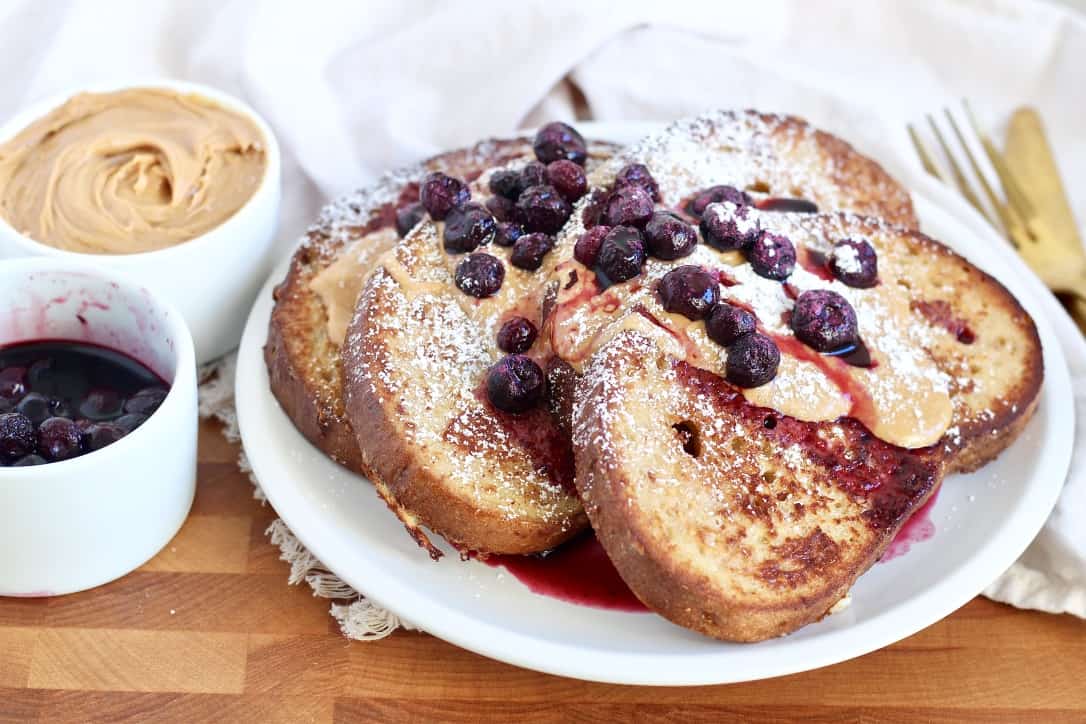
[236,122,1074,685]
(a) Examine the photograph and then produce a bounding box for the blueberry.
[0,366,26,402]
[515,184,572,234]
[443,202,496,253]
[50,398,75,419]
[124,387,168,416]
[614,163,659,201]
[16,393,50,426]
[706,303,757,346]
[791,289,859,352]
[726,333,780,388]
[486,354,546,413]
[454,253,505,298]
[580,188,607,228]
[747,232,796,280]
[81,422,126,452]
[595,226,646,285]
[517,162,548,195]
[657,265,719,320]
[37,417,81,461]
[546,160,587,202]
[687,185,752,218]
[485,195,516,223]
[574,226,610,267]
[497,317,538,353]
[488,169,521,199]
[644,211,697,260]
[830,238,879,288]
[420,172,470,220]
[115,413,149,435]
[700,201,761,251]
[601,185,654,228]
[494,222,524,247]
[0,412,35,461]
[79,388,123,421]
[510,233,556,271]
[12,454,46,467]
[395,202,426,238]
[533,122,587,165]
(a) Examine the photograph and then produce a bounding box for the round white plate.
[236,121,1074,686]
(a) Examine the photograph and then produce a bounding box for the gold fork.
[908,103,1086,333]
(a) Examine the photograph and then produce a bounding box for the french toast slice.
[265,139,537,474]
[341,136,617,556]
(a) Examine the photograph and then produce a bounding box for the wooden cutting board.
[1,420,1084,723]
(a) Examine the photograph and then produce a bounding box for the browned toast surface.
[265,139,536,474]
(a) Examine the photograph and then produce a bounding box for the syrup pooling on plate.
[0,341,168,466]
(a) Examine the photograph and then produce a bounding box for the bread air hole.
[672,421,702,458]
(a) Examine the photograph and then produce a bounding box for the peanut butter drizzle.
[0,88,266,253]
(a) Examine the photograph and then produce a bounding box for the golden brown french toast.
[547,113,1042,641]
[265,139,538,474]
[341,128,617,555]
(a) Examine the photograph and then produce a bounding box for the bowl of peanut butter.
[0,80,282,364]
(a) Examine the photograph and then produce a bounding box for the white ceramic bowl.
[0,79,282,364]
[0,258,197,596]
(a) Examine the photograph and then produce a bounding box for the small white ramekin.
[0,79,282,364]
[0,257,197,596]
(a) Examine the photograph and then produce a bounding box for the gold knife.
[1003,107,1086,335]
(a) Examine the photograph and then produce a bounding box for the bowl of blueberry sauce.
[0,258,197,597]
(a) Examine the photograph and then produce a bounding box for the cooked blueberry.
[830,238,879,288]
[124,387,167,416]
[687,185,751,218]
[0,366,26,402]
[706,303,757,346]
[497,317,538,353]
[16,393,50,426]
[757,197,819,213]
[454,253,505,298]
[420,172,470,220]
[595,226,646,284]
[395,202,426,238]
[574,226,610,267]
[494,222,524,247]
[791,289,859,352]
[12,454,46,467]
[49,398,75,419]
[517,161,548,195]
[601,185,654,228]
[443,202,496,253]
[657,266,719,320]
[485,195,516,223]
[510,233,555,271]
[486,354,545,413]
[700,201,761,251]
[114,413,149,435]
[533,122,587,165]
[0,412,35,461]
[79,388,123,421]
[81,422,126,452]
[726,333,780,388]
[515,184,572,234]
[580,188,607,228]
[38,417,81,461]
[747,232,796,280]
[644,211,697,260]
[26,358,54,391]
[546,160,588,202]
[27,358,86,400]
[614,163,659,201]
[488,168,521,199]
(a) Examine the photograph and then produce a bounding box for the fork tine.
[927,114,997,225]
[907,124,944,180]
[963,100,1036,220]
[944,108,1013,240]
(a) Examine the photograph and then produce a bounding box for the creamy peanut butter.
[309,229,400,346]
[0,88,267,254]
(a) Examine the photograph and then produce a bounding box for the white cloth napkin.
[4,0,1083,617]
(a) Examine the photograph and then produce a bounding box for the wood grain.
[0,419,1082,723]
